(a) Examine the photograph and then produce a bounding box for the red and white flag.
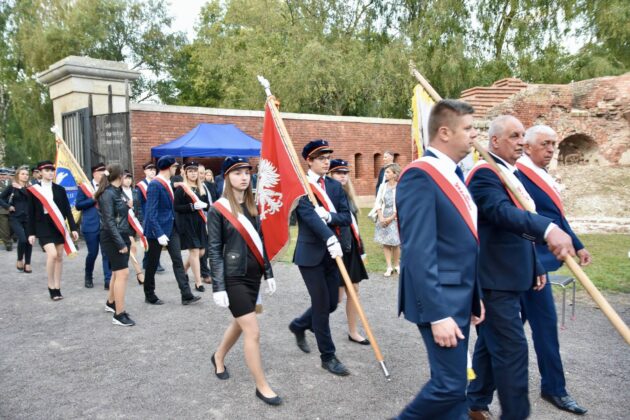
[256,102,307,261]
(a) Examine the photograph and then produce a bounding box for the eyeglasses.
[315,155,332,162]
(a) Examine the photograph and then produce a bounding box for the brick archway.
[558,134,598,165]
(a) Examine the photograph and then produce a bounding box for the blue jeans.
[83,230,111,284]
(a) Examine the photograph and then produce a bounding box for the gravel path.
[1,244,629,419]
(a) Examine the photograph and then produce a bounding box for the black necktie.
[455,166,465,183]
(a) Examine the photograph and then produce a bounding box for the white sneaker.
[384,267,393,277]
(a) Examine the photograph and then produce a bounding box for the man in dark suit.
[395,100,484,420]
[143,155,200,306]
[288,139,352,376]
[136,162,165,273]
[75,163,111,289]
[375,150,394,195]
[466,115,575,420]
[516,125,589,415]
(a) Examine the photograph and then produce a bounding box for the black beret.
[183,161,199,170]
[302,139,333,160]
[156,156,178,170]
[221,156,252,176]
[142,162,156,170]
[91,162,106,173]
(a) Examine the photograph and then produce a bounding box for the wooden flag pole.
[257,76,391,379]
[408,64,630,346]
[51,126,91,187]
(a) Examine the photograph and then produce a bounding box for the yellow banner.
[412,84,436,158]
[54,138,90,224]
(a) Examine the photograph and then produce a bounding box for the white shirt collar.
[427,147,458,173]
[307,169,325,183]
[490,152,517,173]
[92,179,99,188]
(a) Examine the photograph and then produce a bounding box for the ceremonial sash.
[123,188,148,250]
[213,198,265,268]
[516,156,565,216]
[402,158,478,242]
[309,179,341,236]
[466,161,535,211]
[28,184,77,256]
[78,181,95,198]
[179,183,207,223]
[350,213,363,253]
[153,176,174,202]
[136,180,148,200]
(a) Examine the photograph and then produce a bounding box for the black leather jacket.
[207,205,273,293]
[98,185,131,250]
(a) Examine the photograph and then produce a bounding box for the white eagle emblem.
[256,159,283,220]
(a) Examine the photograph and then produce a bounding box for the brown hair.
[428,99,475,143]
[222,170,258,217]
[14,165,30,186]
[94,163,123,200]
[384,163,401,181]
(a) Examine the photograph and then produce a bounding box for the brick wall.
[129,104,412,196]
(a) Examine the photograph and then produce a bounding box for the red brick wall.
[130,107,412,196]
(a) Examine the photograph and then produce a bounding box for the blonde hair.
[184,166,206,196]
[14,165,30,185]
[384,163,401,181]
[223,171,258,217]
[341,176,361,215]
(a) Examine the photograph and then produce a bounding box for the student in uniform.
[122,170,145,285]
[27,160,79,300]
[208,157,280,406]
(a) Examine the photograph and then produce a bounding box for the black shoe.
[105,300,116,313]
[321,357,350,376]
[52,289,63,301]
[289,325,310,353]
[112,312,136,327]
[156,264,165,273]
[104,283,110,290]
[48,288,55,300]
[348,334,370,345]
[195,284,205,292]
[85,277,93,288]
[255,389,282,406]
[182,295,201,305]
[541,393,587,415]
[211,353,229,380]
[145,296,164,305]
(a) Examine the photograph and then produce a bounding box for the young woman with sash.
[328,159,370,346]
[208,157,281,406]
[27,160,78,301]
[0,166,33,273]
[95,164,135,327]
[122,170,146,285]
[174,161,209,292]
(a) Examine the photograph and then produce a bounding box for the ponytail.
[94,163,123,200]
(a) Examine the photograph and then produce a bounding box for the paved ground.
[1,243,629,419]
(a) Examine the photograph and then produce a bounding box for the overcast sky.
[167,0,209,41]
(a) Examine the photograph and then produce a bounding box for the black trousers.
[200,241,211,278]
[144,227,193,300]
[9,217,31,264]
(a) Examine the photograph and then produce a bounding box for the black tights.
[10,218,31,264]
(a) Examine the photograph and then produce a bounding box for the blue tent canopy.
[151,123,261,158]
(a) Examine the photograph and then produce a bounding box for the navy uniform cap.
[142,162,156,170]
[221,156,252,176]
[123,170,132,178]
[31,166,40,173]
[183,161,200,170]
[302,139,333,160]
[329,159,350,173]
[156,155,179,170]
[91,162,106,173]
[36,160,55,171]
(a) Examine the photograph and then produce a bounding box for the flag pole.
[257,76,391,379]
[409,64,630,346]
[51,126,92,189]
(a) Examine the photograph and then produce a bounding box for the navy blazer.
[75,182,100,233]
[293,176,351,267]
[135,179,149,215]
[142,178,175,239]
[468,160,552,292]
[519,171,584,272]
[396,159,481,326]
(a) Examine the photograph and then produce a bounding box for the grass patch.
[277,211,630,292]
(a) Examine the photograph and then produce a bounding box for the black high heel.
[255,389,282,406]
[53,289,63,301]
[136,273,144,285]
[48,288,55,300]
[211,353,229,380]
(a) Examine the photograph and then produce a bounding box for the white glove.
[157,234,169,246]
[265,278,277,295]
[193,201,208,210]
[326,236,343,259]
[315,206,331,223]
[213,291,230,308]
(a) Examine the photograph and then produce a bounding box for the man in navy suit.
[75,162,111,289]
[395,100,484,420]
[288,139,352,376]
[516,125,589,415]
[143,156,200,306]
[136,162,165,273]
[466,115,575,420]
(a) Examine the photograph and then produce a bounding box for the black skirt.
[101,236,131,271]
[178,212,208,250]
[38,218,64,247]
[342,236,368,284]
[225,248,263,318]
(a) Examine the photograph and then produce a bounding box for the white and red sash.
[153,176,174,202]
[136,180,148,200]
[179,183,207,223]
[350,213,363,253]
[28,184,77,256]
[466,160,536,211]
[403,157,478,242]
[213,198,265,268]
[309,179,342,236]
[516,155,564,216]
[78,181,95,199]
[123,188,148,250]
